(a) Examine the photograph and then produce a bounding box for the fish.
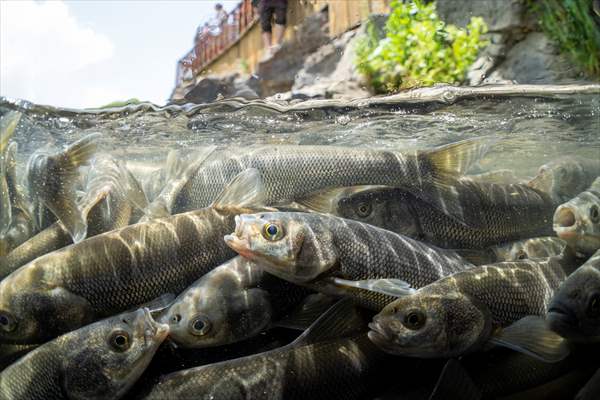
[0,112,22,236]
[141,299,391,400]
[225,212,475,310]
[157,256,313,348]
[553,177,600,256]
[0,142,35,256]
[0,343,38,372]
[528,156,600,204]
[170,138,495,222]
[488,237,566,262]
[463,169,519,185]
[367,255,575,362]
[0,308,168,400]
[546,249,600,341]
[0,156,143,279]
[298,180,556,249]
[0,168,266,344]
[25,132,100,243]
[140,147,215,221]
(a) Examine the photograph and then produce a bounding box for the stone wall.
[438,0,587,85]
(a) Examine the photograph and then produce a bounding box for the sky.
[1,0,238,108]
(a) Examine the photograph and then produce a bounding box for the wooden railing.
[175,0,258,87]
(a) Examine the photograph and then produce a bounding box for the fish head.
[553,192,600,255]
[547,263,600,341]
[60,308,169,399]
[225,213,337,283]
[158,282,271,348]
[0,263,94,344]
[368,291,490,358]
[338,188,419,237]
[491,241,529,262]
[529,159,587,202]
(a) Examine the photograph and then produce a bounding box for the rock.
[257,12,330,97]
[183,74,236,104]
[289,14,386,100]
[182,73,260,103]
[484,32,582,84]
[436,0,526,32]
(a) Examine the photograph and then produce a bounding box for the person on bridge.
[258,0,288,56]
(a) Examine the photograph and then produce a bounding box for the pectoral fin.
[331,277,417,297]
[489,316,570,363]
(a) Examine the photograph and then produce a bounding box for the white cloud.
[1,0,117,107]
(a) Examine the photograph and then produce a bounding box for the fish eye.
[587,293,600,318]
[109,330,131,352]
[355,202,372,218]
[189,315,211,336]
[590,205,599,223]
[403,311,426,330]
[516,250,528,260]
[0,311,16,332]
[262,222,284,241]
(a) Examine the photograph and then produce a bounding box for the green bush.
[355,0,488,93]
[528,0,600,78]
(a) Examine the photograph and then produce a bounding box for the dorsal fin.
[211,168,267,210]
[291,298,363,346]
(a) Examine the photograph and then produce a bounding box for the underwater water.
[1,84,600,399]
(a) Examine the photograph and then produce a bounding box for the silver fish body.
[370,257,573,359]
[226,212,475,310]
[0,205,242,344]
[143,300,388,400]
[0,309,168,400]
[313,181,556,249]
[25,133,99,243]
[158,256,310,348]
[174,139,492,217]
[0,156,140,279]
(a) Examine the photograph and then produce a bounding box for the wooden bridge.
[173,0,390,95]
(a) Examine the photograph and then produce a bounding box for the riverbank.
[172,0,599,105]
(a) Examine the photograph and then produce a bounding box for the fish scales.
[226,212,474,310]
[177,146,433,212]
[143,334,385,400]
[54,210,236,314]
[332,181,555,249]
[429,259,568,326]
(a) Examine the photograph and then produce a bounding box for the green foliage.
[355,0,488,93]
[528,0,600,77]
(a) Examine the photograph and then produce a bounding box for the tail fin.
[46,133,101,242]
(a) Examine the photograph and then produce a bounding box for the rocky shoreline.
[173,0,597,105]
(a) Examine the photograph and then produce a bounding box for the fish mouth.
[368,321,395,348]
[224,234,254,259]
[142,308,170,343]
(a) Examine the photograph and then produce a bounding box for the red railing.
[175,0,258,87]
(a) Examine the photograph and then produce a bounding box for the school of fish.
[1,109,600,400]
